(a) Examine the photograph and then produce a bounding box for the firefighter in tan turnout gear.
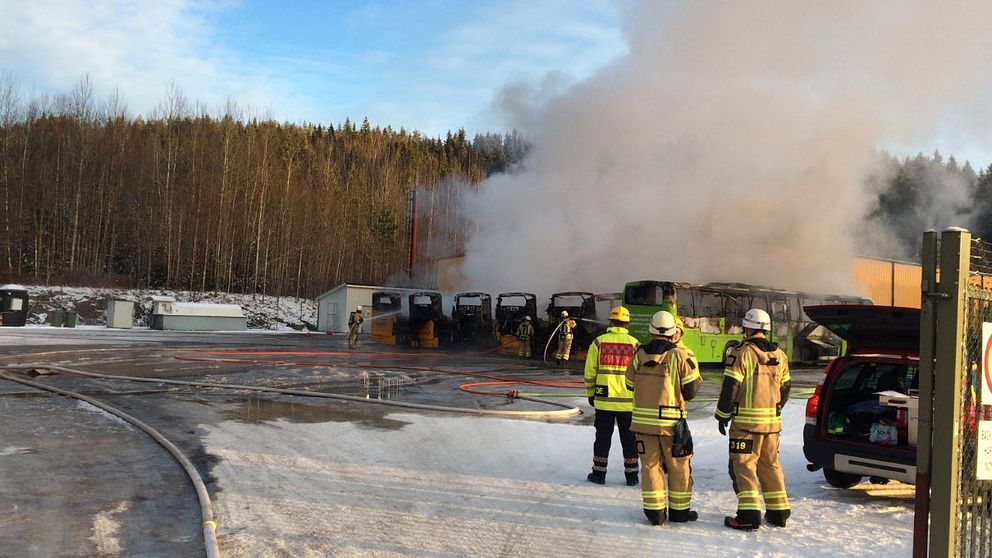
[554,310,577,367]
[716,308,791,531]
[584,306,641,486]
[625,310,702,525]
[515,316,534,358]
[347,306,364,349]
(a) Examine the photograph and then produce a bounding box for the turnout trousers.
[728,430,790,524]
[555,336,573,361]
[517,337,532,358]
[635,433,693,513]
[592,410,638,474]
[348,325,361,348]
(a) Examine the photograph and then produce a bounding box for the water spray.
[367,310,402,321]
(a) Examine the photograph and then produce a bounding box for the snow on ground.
[203,401,914,557]
[16,285,316,330]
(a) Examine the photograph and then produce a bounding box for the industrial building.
[316,284,423,334]
[149,296,247,331]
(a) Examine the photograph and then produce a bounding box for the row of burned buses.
[369,290,611,359]
[370,280,872,364]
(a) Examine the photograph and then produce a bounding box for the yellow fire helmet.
[609,306,631,323]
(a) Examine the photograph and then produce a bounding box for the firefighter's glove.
[588,396,595,407]
[718,418,730,436]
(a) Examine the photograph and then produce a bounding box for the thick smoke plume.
[462,1,992,298]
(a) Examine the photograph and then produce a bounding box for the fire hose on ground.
[173,350,587,402]
[0,370,221,558]
[0,361,582,557]
[3,363,582,418]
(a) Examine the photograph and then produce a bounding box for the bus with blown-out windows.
[622,280,872,365]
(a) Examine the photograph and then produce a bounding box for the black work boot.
[625,471,639,486]
[668,509,699,523]
[644,508,666,526]
[586,470,606,485]
[765,510,790,528]
[724,511,761,531]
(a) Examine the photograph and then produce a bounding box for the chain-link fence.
[958,238,992,557]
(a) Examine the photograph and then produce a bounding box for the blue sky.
[0,0,626,137]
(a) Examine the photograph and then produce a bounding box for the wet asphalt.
[0,327,823,556]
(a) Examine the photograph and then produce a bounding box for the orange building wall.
[851,257,922,308]
[436,256,466,292]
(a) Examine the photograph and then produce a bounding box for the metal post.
[407,189,418,279]
[915,230,938,558]
[929,227,971,557]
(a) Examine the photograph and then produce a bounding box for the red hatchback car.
[802,305,920,488]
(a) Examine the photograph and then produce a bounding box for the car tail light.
[805,381,823,425]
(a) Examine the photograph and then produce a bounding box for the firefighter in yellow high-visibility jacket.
[716,308,791,531]
[584,306,641,486]
[625,310,702,525]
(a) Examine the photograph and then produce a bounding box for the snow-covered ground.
[15,285,316,330]
[204,401,914,557]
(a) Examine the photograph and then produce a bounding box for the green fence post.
[929,227,971,558]
[915,230,938,558]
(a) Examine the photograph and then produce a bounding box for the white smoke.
[462,1,992,297]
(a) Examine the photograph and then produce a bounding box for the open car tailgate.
[803,304,919,355]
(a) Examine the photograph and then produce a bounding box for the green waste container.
[63,311,77,328]
[49,310,65,327]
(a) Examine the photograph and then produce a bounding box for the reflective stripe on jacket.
[626,340,702,435]
[516,322,534,339]
[584,327,640,412]
[560,318,577,339]
[715,339,791,434]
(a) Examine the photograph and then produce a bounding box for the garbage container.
[49,309,65,327]
[63,310,78,328]
[0,284,29,327]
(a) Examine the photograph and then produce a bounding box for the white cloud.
[0,0,626,133]
[0,0,307,118]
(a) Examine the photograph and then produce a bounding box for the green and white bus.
[622,280,871,365]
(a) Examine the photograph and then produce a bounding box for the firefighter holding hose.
[555,310,577,367]
[348,305,364,349]
[584,306,641,486]
[716,308,791,531]
[626,310,702,525]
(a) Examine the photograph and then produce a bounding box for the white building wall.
[317,284,426,334]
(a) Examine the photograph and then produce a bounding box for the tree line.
[0,76,526,297]
[2,75,990,297]
[866,150,992,259]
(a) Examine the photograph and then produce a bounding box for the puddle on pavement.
[223,396,409,430]
[186,444,222,490]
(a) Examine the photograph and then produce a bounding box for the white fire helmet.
[523,315,532,322]
[560,310,569,318]
[648,310,678,336]
[742,308,771,331]
[356,305,363,311]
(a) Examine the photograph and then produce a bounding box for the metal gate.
[918,229,992,557]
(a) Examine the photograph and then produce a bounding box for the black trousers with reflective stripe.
[594,409,638,461]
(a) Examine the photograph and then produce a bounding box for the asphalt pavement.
[0,326,824,557]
